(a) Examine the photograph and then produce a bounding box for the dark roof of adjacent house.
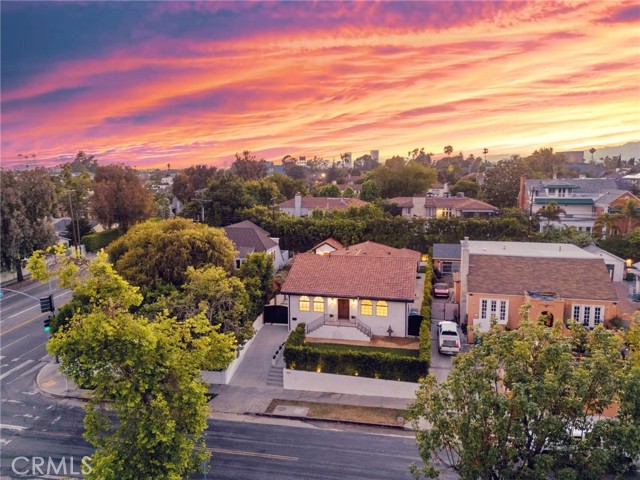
[331,241,421,261]
[223,220,277,254]
[281,253,417,301]
[525,177,632,196]
[433,244,462,260]
[467,254,618,301]
[310,237,344,252]
[278,196,368,211]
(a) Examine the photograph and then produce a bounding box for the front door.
[338,299,349,319]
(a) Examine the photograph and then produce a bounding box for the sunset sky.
[2,1,639,170]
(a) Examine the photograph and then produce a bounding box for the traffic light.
[43,316,51,332]
[39,294,54,313]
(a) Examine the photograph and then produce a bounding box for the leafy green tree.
[245,178,282,206]
[384,155,406,169]
[371,161,436,198]
[410,311,629,480]
[342,186,355,198]
[1,168,57,281]
[164,265,254,344]
[536,225,594,247]
[525,147,567,177]
[409,147,432,166]
[449,179,479,198]
[231,150,267,180]
[68,150,98,174]
[57,163,92,246]
[354,154,379,171]
[481,156,533,209]
[614,198,640,234]
[171,165,219,203]
[360,179,381,202]
[594,212,618,237]
[597,226,640,260]
[91,165,154,231]
[202,173,253,226]
[269,173,308,199]
[237,252,275,321]
[443,145,453,156]
[317,183,341,197]
[153,191,171,219]
[36,252,235,480]
[537,201,566,227]
[107,218,235,289]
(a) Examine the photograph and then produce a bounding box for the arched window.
[376,301,388,317]
[299,296,310,311]
[360,299,373,316]
[313,297,324,312]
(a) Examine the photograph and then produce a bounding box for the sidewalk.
[36,361,417,429]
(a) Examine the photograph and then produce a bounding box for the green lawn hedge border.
[82,229,123,253]
[418,253,433,361]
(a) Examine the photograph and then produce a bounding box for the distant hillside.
[585,142,639,162]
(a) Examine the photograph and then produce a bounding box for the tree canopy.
[34,251,235,480]
[107,218,235,288]
[371,161,436,198]
[231,150,267,180]
[171,165,219,203]
[481,156,532,209]
[91,164,154,231]
[410,308,637,480]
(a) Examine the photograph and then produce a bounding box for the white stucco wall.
[314,244,336,255]
[288,294,410,337]
[283,369,419,399]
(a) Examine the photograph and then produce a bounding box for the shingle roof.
[525,178,624,196]
[281,253,417,301]
[467,254,618,301]
[423,197,498,211]
[278,196,368,211]
[331,241,421,261]
[223,221,277,253]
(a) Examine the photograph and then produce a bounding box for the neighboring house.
[388,193,498,218]
[310,238,344,255]
[278,192,368,217]
[428,182,449,197]
[457,239,619,342]
[629,262,640,300]
[432,244,462,276]
[582,245,626,282]
[281,243,421,341]
[337,183,362,197]
[330,241,421,261]
[223,220,288,270]
[517,176,640,234]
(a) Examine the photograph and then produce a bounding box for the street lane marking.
[0,317,41,336]
[1,291,69,321]
[0,423,26,431]
[208,447,298,461]
[0,335,29,351]
[0,359,33,380]
[7,362,46,385]
[17,340,48,359]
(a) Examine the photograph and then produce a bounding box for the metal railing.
[305,314,328,334]
[352,316,372,338]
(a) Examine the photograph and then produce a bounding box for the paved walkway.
[612,281,640,321]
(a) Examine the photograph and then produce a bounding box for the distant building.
[278,192,368,217]
[370,150,379,163]
[223,220,288,270]
[388,193,498,218]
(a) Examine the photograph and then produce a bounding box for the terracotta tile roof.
[223,221,277,253]
[387,197,415,208]
[467,255,618,301]
[424,197,498,211]
[281,253,417,301]
[278,196,368,211]
[310,237,344,252]
[331,241,421,261]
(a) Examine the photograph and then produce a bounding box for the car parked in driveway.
[438,321,461,355]
[433,283,450,298]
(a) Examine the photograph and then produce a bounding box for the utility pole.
[66,190,79,253]
[191,189,211,223]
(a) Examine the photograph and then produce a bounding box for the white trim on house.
[477,298,509,332]
[571,304,604,328]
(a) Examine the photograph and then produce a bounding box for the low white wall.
[283,369,419,399]
[201,314,264,385]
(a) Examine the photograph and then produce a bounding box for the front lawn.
[307,342,419,358]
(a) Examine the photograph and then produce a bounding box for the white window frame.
[479,298,508,324]
[299,296,310,312]
[571,304,605,328]
[313,297,324,313]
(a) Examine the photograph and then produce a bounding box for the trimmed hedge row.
[284,324,428,382]
[418,254,433,361]
[82,229,123,253]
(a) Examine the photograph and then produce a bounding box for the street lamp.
[66,190,82,254]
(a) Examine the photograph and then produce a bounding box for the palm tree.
[444,145,453,156]
[537,202,566,228]
[482,148,489,162]
[589,147,596,162]
[615,199,640,234]
[594,212,617,237]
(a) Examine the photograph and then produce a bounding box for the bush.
[283,325,428,382]
[418,254,433,361]
[82,229,123,252]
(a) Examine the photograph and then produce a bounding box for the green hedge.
[284,324,428,382]
[82,229,123,253]
[418,254,433,361]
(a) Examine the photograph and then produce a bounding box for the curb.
[254,412,413,431]
[36,363,93,401]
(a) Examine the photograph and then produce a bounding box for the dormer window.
[547,188,556,195]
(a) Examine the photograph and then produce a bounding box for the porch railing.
[305,314,328,335]
[352,316,372,338]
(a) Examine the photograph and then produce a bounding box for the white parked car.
[438,321,461,355]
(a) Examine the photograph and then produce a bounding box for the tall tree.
[31,251,235,480]
[316,183,341,197]
[594,212,618,237]
[449,179,479,198]
[614,198,640,235]
[202,173,253,226]
[68,150,98,174]
[371,161,436,198]
[589,147,597,162]
[408,148,431,166]
[91,165,153,231]
[410,310,632,480]
[526,147,567,177]
[231,150,267,180]
[0,169,57,281]
[57,163,92,247]
[107,218,236,289]
[443,145,454,156]
[245,178,282,206]
[237,252,275,321]
[537,201,566,227]
[359,179,381,202]
[269,173,308,199]
[171,165,219,203]
[481,156,532,209]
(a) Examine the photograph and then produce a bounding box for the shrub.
[418,254,433,360]
[82,229,123,252]
[283,325,428,382]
